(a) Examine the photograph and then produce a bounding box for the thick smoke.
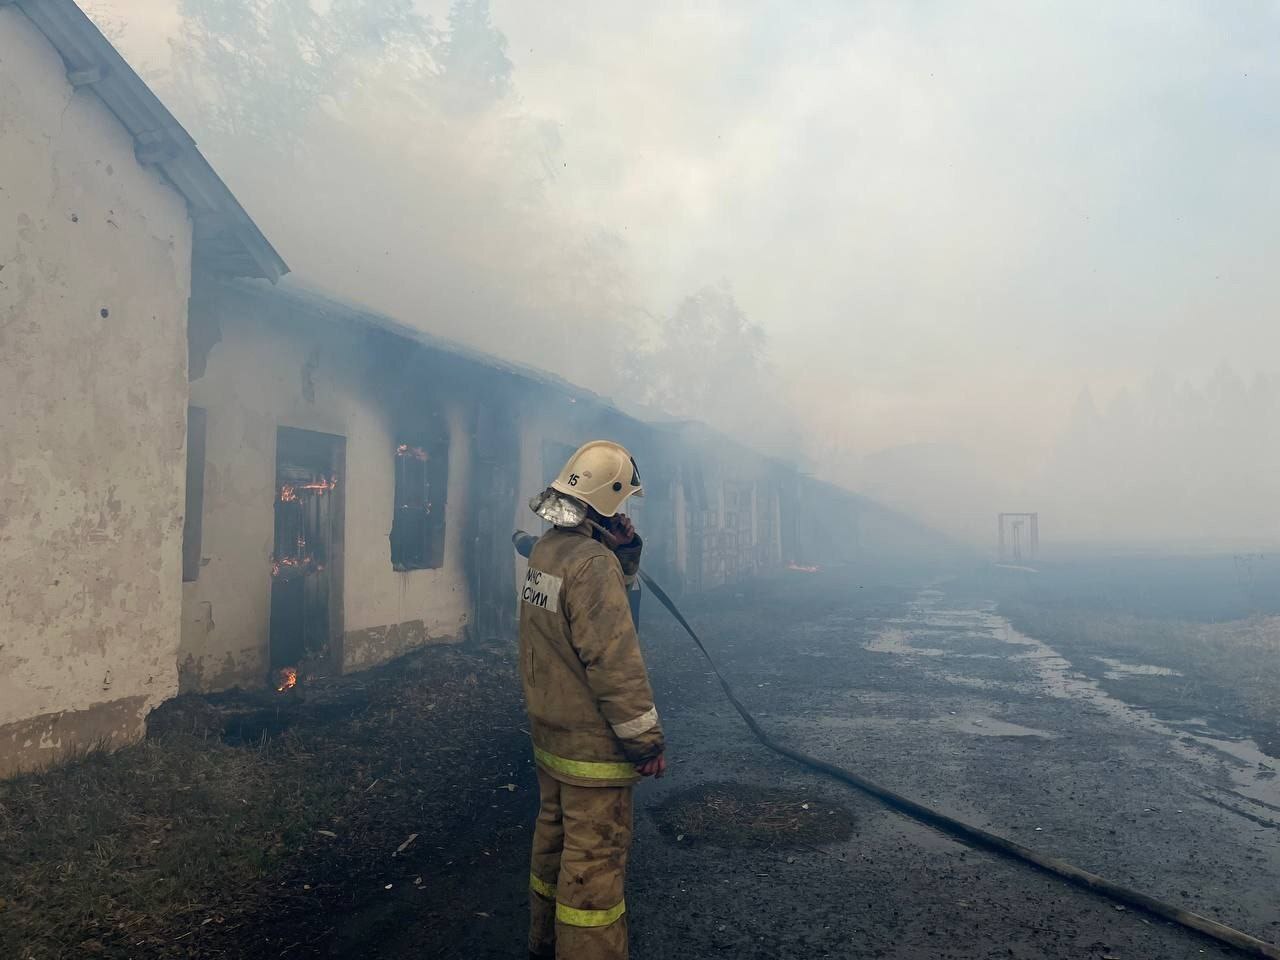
[97,0,794,455]
[96,1,1280,548]
[142,0,636,396]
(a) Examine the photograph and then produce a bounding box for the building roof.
[230,277,620,407]
[13,0,288,282]
[226,280,806,465]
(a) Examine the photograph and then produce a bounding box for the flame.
[272,475,337,576]
[396,444,429,461]
[271,555,314,578]
[276,666,298,692]
[300,476,338,493]
[279,476,338,502]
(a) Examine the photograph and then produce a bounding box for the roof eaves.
[259,282,662,439]
[227,278,612,406]
[15,0,288,282]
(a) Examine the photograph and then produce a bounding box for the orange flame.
[276,666,298,693]
[271,555,314,578]
[279,477,338,502]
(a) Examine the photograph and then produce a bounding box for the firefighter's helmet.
[550,440,644,518]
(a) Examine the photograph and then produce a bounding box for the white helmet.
[550,440,644,518]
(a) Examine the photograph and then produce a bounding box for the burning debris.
[271,555,318,579]
[395,444,429,461]
[279,476,339,503]
[276,666,299,693]
[271,474,337,578]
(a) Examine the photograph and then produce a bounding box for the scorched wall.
[181,282,473,691]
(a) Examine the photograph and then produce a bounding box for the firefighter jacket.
[519,525,664,787]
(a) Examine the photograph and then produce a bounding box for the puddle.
[865,627,946,657]
[930,673,1009,692]
[1098,658,1183,680]
[866,626,1010,661]
[796,711,1055,741]
[869,589,1280,813]
[944,716,1056,739]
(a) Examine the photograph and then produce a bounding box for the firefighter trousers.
[528,766,633,960]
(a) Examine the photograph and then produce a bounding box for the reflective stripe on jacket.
[519,526,664,787]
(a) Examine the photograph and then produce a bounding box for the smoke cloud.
[95,0,1280,548]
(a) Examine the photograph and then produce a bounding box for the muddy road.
[395,564,1280,959]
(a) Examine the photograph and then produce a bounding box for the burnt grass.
[0,643,536,959]
[0,565,923,960]
[653,782,855,849]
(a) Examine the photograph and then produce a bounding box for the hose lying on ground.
[638,570,1280,960]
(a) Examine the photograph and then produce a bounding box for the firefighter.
[518,440,666,960]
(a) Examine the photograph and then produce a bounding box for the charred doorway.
[468,393,521,642]
[270,427,345,689]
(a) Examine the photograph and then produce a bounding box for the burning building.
[177,279,844,694]
[0,0,953,778]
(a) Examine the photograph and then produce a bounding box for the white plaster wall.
[0,9,192,765]
[182,293,472,690]
[342,394,472,644]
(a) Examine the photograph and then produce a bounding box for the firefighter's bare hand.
[635,754,666,779]
[601,514,636,550]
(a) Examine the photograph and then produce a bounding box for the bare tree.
[439,0,513,113]
[163,0,516,149]
[624,286,789,447]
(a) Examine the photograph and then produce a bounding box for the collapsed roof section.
[13,0,288,282]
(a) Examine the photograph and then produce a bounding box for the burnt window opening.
[182,407,207,582]
[390,436,449,571]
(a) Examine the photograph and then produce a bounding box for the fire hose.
[635,569,1280,960]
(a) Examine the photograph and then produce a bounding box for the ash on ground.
[654,782,855,849]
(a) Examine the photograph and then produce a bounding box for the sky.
[90,0,1280,546]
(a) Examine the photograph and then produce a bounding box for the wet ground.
[398,565,1280,959]
[10,564,1276,959]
